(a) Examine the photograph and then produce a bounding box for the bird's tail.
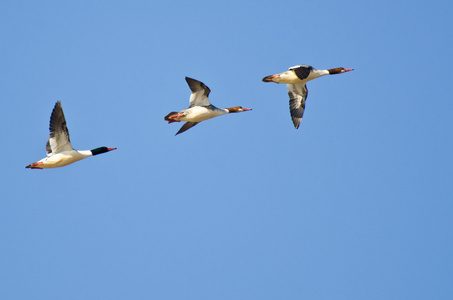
[164,111,180,121]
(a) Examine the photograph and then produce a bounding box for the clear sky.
[1,0,452,299]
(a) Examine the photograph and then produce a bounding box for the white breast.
[40,150,92,168]
[182,106,228,122]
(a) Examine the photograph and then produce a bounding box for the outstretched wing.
[185,77,211,107]
[287,83,308,129]
[46,101,73,155]
[176,122,199,135]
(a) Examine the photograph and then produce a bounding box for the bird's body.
[167,105,230,123]
[28,150,92,169]
[165,77,251,135]
[262,65,353,129]
[26,101,116,169]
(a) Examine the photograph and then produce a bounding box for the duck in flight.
[165,77,252,135]
[262,65,353,129]
[25,101,116,169]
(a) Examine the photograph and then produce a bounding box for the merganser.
[25,101,116,169]
[165,77,252,135]
[262,65,353,129]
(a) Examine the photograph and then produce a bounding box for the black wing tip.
[185,77,199,85]
[291,118,302,129]
[185,77,198,90]
[49,100,68,132]
[185,77,210,94]
[175,122,199,135]
[50,101,65,116]
[175,124,186,136]
[289,106,304,130]
[52,101,63,112]
[52,101,63,113]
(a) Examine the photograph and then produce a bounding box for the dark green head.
[90,147,117,156]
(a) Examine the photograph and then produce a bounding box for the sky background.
[1,0,452,299]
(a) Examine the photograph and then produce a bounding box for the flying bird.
[262,65,353,129]
[25,101,116,169]
[165,77,252,135]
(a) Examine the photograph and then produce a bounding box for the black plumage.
[291,65,313,80]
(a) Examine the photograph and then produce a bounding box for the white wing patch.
[46,101,73,155]
[186,77,211,107]
[287,84,308,129]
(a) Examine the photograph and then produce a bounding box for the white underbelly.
[182,107,226,122]
[40,151,89,168]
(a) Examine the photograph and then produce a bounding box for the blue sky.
[1,0,452,299]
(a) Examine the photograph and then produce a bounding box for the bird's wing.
[185,77,211,107]
[176,122,199,135]
[289,65,312,80]
[46,101,73,155]
[287,83,308,129]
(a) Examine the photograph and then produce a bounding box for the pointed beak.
[107,147,117,151]
[344,68,354,72]
[262,74,280,82]
[242,108,252,111]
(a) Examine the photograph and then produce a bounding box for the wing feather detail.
[176,122,199,135]
[46,101,73,155]
[185,77,211,107]
[287,84,308,129]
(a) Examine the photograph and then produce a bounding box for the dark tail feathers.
[164,111,179,121]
